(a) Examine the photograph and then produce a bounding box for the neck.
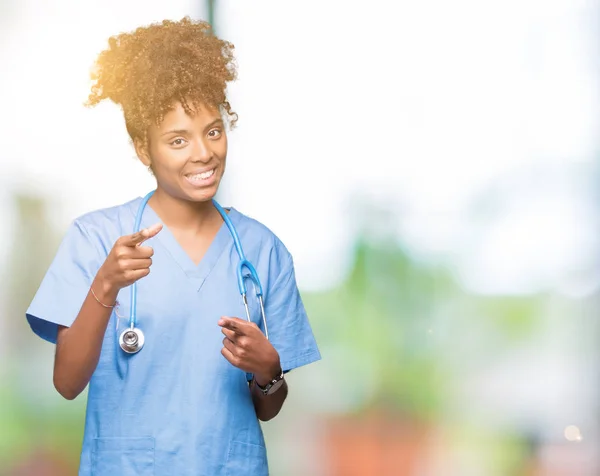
[148,187,217,232]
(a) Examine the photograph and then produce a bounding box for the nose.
[190,137,213,163]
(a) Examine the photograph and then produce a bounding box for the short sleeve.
[264,246,321,373]
[26,220,103,344]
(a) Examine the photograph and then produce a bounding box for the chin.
[183,186,219,203]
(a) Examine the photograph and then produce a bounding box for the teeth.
[188,169,214,180]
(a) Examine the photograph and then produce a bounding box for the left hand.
[219,317,281,385]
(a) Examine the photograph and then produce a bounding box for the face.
[136,102,227,203]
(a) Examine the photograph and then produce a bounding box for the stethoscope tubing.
[122,190,269,354]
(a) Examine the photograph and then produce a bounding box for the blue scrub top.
[26,196,321,476]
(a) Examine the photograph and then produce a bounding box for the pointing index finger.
[126,223,163,246]
[218,317,246,335]
[128,229,149,245]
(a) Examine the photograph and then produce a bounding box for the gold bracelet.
[90,286,118,309]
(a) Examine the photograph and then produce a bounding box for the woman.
[25,17,320,476]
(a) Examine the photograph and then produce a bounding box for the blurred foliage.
[5,195,60,353]
[0,193,81,473]
[305,227,542,423]
[0,378,84,473]
[304,239,451,421]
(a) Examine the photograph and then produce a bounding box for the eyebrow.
[161,119,224,137]
[161,129,188,137]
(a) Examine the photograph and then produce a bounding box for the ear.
[134,137,152,167]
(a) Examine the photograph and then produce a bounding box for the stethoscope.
[119,190,269,354]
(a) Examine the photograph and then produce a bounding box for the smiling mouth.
[186,169,215,180]
[184,168,217,187]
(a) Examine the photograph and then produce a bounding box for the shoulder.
[65,197,141,252]
[74,197,140,230]
[229,207,293,266]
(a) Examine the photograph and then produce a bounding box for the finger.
[135,245,155,258]
[122,229,150,246]
[221,346,240,368]
[124,268,151,282]
[120,258,152,270]
[123,223,163,247]
[222,336,237,355]
[137,223,163,246]
[221,327,237,342]
[115,245,136,260]
[218,317,247,335]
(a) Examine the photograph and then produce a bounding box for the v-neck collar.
[128,196,241,292]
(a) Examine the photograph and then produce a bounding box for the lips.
[184,168,217,187]
[186,169,215,181]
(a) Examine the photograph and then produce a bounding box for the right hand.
[97,223,163,293]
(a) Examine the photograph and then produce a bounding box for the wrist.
[255,362,282,387]
[93,271,120,304]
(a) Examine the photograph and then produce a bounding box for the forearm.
[53,274,117,400]
[251,377,288,422]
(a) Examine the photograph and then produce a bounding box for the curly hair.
[85,17,238,141]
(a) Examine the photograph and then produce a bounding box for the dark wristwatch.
[254,369,285,396]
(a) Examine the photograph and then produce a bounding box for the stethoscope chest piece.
[119,327,145,354]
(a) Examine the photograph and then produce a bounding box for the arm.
[250,376,288,422]
[219,245,320,421]
[53,223,162,400]
[53,276,118,400]
[219,317,289,421]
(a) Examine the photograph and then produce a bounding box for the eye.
[208,128,222,139]
[170,138,186,147]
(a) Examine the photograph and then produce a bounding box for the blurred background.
[1,0,599,474]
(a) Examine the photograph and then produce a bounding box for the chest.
[169,226,221,266]
[107,247,263,352]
